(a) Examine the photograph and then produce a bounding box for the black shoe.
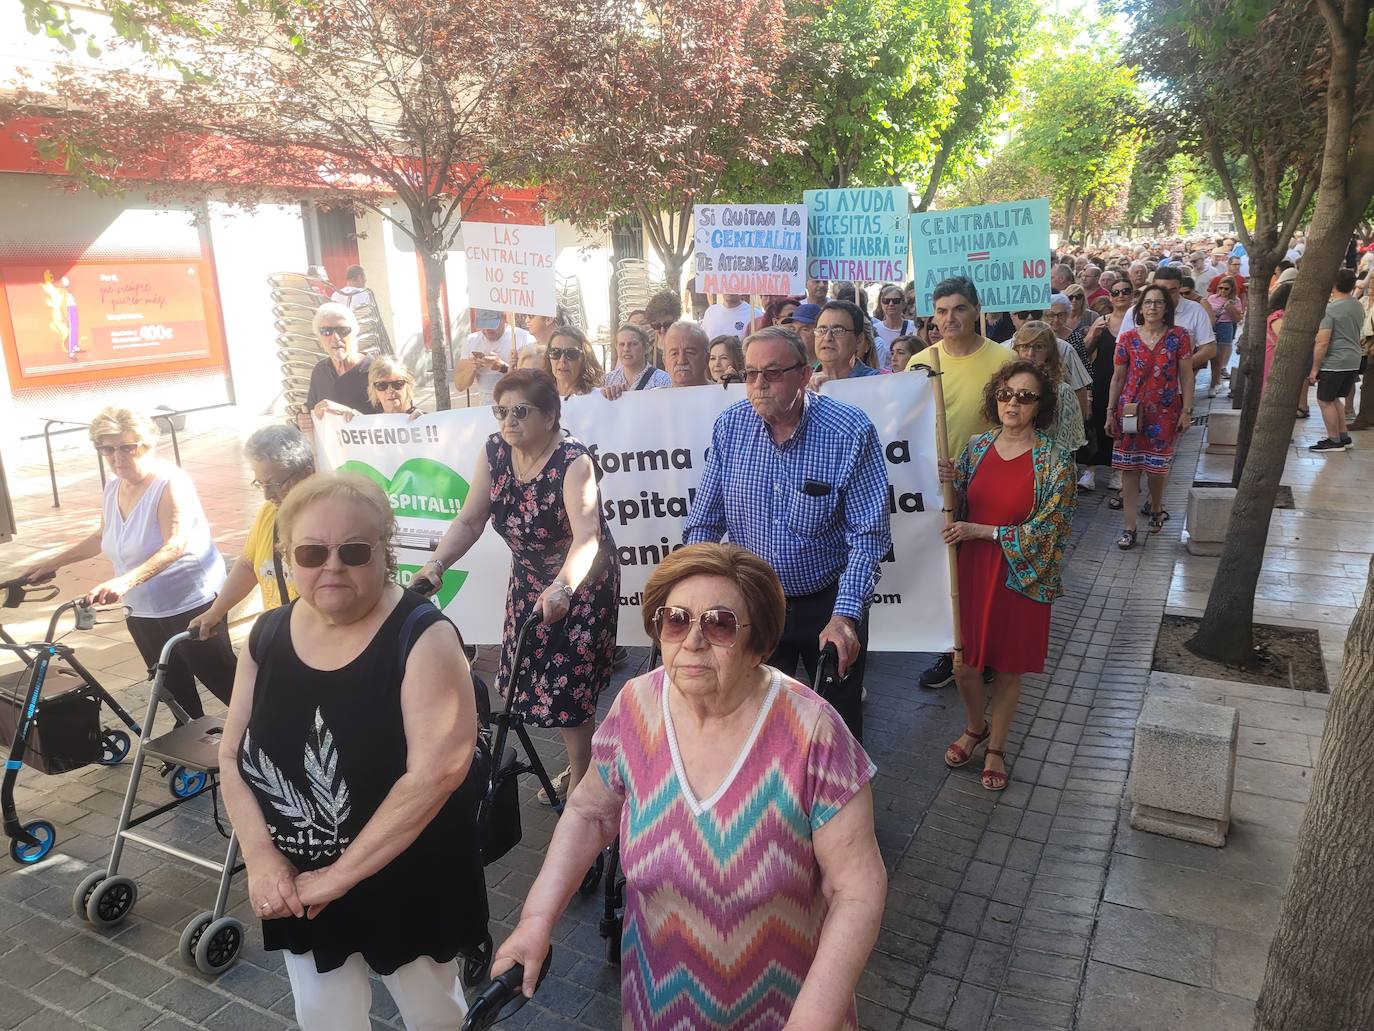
[1340,434,1353,446]
[982,667,995,684]
[919,653,954,689]
[1309,438,1348,452]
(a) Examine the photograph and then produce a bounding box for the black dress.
[486,435,619,728]
[241,591,488,974]
[1074,322,1117,468]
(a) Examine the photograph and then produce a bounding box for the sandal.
[1140,502,1170,520]
[537,765,572,806]
[1117,529,1138,550]
[944,724,991,768]
[1108,495,1124,510]
[1149,510,1167,534]
[982,749,1009,791]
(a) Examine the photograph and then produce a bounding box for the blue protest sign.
[803,187,910,284]
[693,204,806,295]
[909,198,1051,316]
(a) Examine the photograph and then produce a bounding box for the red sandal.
[982,749,1009,791]
[944,724,991,768]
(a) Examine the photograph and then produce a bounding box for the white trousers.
[283,950,469,1031]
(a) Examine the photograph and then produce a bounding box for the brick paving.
[0,394,1262,1030]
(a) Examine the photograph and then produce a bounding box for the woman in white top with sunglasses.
[21,406,234,720]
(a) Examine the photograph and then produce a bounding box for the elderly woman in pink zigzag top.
[490,542,887,1029]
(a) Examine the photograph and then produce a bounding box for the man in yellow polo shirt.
[907,275,1012,689]
[186,424,315,638]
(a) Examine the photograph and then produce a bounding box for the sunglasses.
[547,347,582,362]
[1110,288,1133,297]
[882,296,904,304]
[1014,311,1042,320]
[492,403,537,421]
[653,605,750,648]
[650,321,673,333]
[743,363,806,383]
[374,379,409,392]
[292,542,374,568]
[95,443,143,457]
[995,387,1041,404]
[319,325,353,338]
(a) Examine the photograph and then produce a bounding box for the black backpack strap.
[248,603,292,665]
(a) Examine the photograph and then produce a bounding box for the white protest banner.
[909,198,1051,316]
[316,374,953,653]
[461,221,557,316]
[693,203,806,295]
[803,187,910,284]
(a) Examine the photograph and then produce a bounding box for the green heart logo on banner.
[337,458,469,520]
[396,564,468,607]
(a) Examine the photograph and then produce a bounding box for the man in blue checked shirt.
[684,325,892,743]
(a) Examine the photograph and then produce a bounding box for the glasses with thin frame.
[814,325,852,338]
[743,363,806,384]
[653,605,751,648]
[95,443,143,457]
[292,542,374,568]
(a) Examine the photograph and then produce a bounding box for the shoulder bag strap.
[271,523,291,607]
[633,365,656,390]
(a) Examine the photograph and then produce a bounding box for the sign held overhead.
[693,204,806,295]
[803,187,910,284]
[909,198,1051,316]
[462,221,557,316]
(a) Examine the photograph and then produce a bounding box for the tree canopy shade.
[5,0,572,410]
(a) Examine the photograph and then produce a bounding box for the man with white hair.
[661,321,711,387]
[298,302,378,431]
[1051,263,1075,294]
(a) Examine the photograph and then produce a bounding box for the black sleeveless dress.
[241,590,488,974]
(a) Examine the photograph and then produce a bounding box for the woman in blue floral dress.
[416,369,619,804]
[1106,283,1195,549]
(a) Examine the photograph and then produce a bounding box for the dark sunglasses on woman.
[292,542,374,568]
[492,404,537,421]
[374,379,408,392]
[547,347,582,362]
[994,387,1041,404]
[319,325,353,337]
[653,605,751,648]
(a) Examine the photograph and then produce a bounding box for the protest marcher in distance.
[604,322,671,392]
[298,302,380,432]
[412,369,619,807]
[21,407,235,721]
[938,360,1076,791]
[368,356,425,418]
[782,302,821,364]
[662,321,711,387]
[217,473,488,1030]
[186,424,315,639]
[491,543,885,1029]
[907,276,1012,691]
[889,333,924,372]
[684,325,891,744]
[541,325,606,401]
[643,289,683,365]
[454,310,535,406]
[1012,321,1087,458]
[813,300,882,385]
[707,335,745,384]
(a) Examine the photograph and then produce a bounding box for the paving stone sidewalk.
[0,391,1333,1030]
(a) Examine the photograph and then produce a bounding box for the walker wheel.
[86,875,138,929]
[194,916,245,975]
[9,820,56,865]
[169,766,208,799]
[462,934,493,988]
[578,853,605,897]
[73,871,106,920]
[179,912,214,966]
[99,730,131,765]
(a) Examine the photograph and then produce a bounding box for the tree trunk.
[421,249,452,411]
[1253,557,1374,1030]
[1231,247,1280,482]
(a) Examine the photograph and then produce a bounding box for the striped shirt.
[604,365,671,390]
[684,393,891,619]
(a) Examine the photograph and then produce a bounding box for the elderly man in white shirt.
[1118,265,1217,376]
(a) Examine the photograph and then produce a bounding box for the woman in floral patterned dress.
[937,359,1076,792]
[415,369,619,804]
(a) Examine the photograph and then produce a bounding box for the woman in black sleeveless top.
[218,473,486,1030]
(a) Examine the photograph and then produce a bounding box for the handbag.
[1121,402,1141,435]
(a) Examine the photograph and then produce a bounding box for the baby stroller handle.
[460,948,553,1030]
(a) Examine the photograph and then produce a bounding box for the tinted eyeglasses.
[251,477,291,493]
[95,443,143,457]
[1110,288,1134,297]
[1014,310,1042,320]
[995,387,1041,404]
[547,347,583,361]
[374,379,409,392]
[653,605,750,647]
[492,404,537,421]
[650,321,673,333]
[292,542,374,568]
[881,296,904,305]
[319,325,353,338]
[743,363,806,383]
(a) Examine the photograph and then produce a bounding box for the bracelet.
[551,581,574,600]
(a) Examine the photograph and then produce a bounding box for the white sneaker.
[1207,385,1218,398]
[1077,469,1095,491]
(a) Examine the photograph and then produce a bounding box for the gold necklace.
[513,439,556,481]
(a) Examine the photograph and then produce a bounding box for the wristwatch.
[551,581,574,600]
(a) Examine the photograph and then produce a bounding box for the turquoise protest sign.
[803,187,910,284]
[909,198,1051,316]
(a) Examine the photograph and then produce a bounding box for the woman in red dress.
[937,359,1077,790]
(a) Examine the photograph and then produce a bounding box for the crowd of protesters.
[14,230,1372,1028]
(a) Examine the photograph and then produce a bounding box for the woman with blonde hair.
[367,356,423,417]
[541,326,605,399]
[1011,321,1086,457]
[21,407,234,719]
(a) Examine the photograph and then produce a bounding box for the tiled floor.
[0,378,1365,1029]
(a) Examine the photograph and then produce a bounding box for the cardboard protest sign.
[693,204,806,295]
[462,221,557,316]
[317,373,953,652]
[803,187,910,284]
[909,198,1052,315]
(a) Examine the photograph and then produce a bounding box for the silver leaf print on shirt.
[303,708,351,837]
[240,707,354,859]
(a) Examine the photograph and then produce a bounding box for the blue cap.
[786,303,821,326]
[474,309,503,330]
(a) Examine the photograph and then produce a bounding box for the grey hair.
[664,320,709,352]
[244,423,315,475]
[1048,292,1071,311]
[744,325,808,365]
[312,301,360,336]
